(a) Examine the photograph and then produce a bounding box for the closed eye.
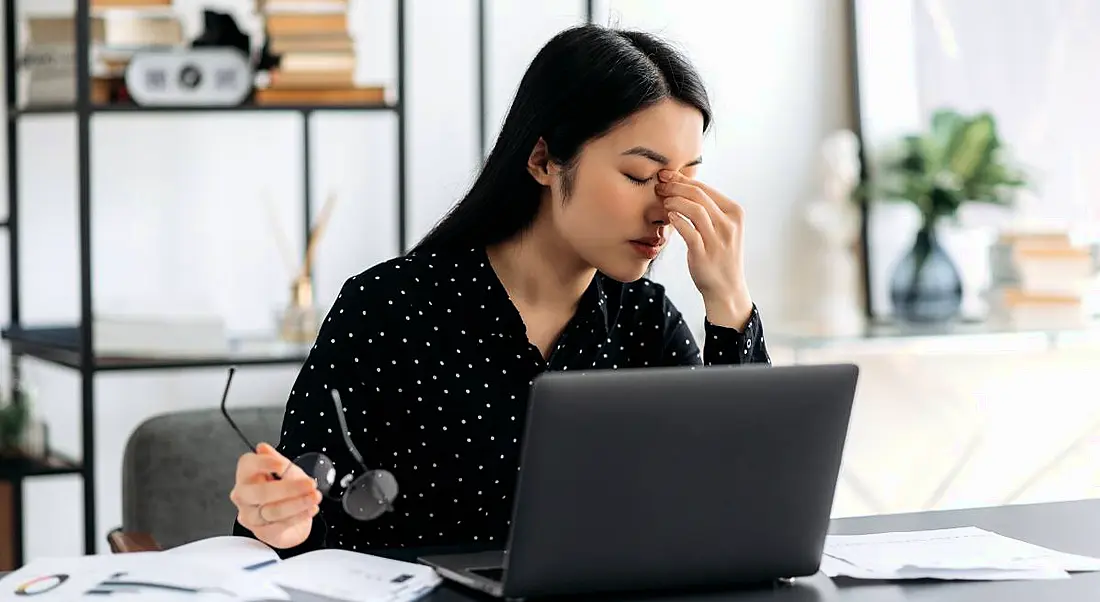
[624,173,653,186]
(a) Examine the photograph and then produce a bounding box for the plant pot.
[889,225,963,323]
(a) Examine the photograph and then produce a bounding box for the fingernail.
[658,171,672,182]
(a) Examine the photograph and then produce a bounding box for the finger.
[232,474,318,508]
[662,196,716,243]
[669,211,704,255]
[656,180,729,236]
[236,452,290,485]
[252,505,320,535]
[257,443,314,482]
[255,489,323,525]
[268,504,321,528]
[662,171,744,218]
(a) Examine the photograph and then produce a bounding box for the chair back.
[120,405,284,549]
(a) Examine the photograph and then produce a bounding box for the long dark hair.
[412,23,712,253]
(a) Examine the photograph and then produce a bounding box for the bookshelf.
[1,0,596,571]
[0,0,409,566]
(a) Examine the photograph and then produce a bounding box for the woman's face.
[533,98,705,282]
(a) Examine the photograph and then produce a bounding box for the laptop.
[419,362,860,599]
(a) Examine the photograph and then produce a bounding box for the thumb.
[255,442,300,480]
[256,442,281,457]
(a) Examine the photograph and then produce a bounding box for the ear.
[526,137,557,186]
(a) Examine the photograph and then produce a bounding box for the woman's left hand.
[656,169,755,330]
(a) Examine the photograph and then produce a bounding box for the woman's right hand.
[230,442,322,549]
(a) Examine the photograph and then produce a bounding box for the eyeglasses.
[219,366,399,521]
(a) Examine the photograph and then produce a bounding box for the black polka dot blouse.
[234,246,770,556]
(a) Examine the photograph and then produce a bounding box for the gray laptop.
[419,362,859,599]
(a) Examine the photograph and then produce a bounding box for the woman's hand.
[656,170,754,330]
[230,443,322,549]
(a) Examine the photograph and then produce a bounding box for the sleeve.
[661,301,771,367]
[231,274,393,558]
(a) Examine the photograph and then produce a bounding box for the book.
[92,313,232,358]
[267,13,348,36]
[261,0,349,14]
[170,537,443,602]
[269,34,354,54]
[0,536,442,601]
[92,0,173,7]
[255,86,386,106]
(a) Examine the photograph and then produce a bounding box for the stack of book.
[990,229,1100,328]
[22,0,182,107]
[255,0,385,106]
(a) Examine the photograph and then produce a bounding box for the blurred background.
[0,0,1097,568]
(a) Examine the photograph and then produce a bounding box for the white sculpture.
[803,130,866,335]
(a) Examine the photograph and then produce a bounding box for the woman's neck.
[486,202,595,312]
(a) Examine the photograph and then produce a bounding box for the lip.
[629,239,663,259]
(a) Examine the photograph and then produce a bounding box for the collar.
[578,273,611,337]
[463,246,611,338]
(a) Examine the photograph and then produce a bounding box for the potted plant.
[866,108,1029,323]
[0,381,31,457]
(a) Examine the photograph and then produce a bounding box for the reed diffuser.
[267,190,340,344]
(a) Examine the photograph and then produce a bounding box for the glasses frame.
[219,366,399,520]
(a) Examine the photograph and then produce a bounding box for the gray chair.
[110,405,285,552]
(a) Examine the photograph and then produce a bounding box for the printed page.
[820,552,1069,581]
[825,526,1100,573]
[0,552,289,601]
[168,535,282,571]
[258,549,441,602]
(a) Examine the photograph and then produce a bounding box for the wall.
[772,337,1100,519]
[593,0,853,329]
[854,0,1100,318]
[0,0,853,559]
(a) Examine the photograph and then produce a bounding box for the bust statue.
[803,130,866,335]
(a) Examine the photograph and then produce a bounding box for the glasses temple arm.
[220,366,259,454]
[330,389,370,472]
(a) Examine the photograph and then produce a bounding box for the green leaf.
[865,107,1029,221]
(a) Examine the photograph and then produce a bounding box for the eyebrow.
[621,146,703,168]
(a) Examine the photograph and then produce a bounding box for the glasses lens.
[291,452,336,495]
[343,469,399,520]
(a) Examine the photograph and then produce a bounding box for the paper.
[822,526,1100,581]
[166,536,442,602]
[0,552,290,601]
[0,536,442,602]
[258,548,442,602]
[168,536,282,571]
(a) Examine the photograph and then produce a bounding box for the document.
[168,536,285,571]
[259,549,442,602]
[170,536,442,602]
[0,551,290,601]
[0,537,441,602]
[822,526,1100,581]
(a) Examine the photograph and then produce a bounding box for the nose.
[646,197,671,226]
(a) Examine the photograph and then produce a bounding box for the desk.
[364,498,1099,602]
[2,500,1091,601]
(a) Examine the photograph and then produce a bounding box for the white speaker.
[125,48,253,107]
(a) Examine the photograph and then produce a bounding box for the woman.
[229,23,771,557]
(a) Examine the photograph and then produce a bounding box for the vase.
[278,275,320,344]
[889,225,963,323]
